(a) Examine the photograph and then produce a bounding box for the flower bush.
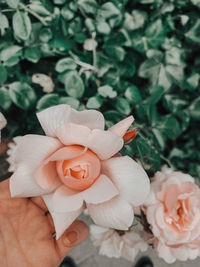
[0,0,199,178]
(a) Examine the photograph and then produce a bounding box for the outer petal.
[109,116,134,137]
[56,123,123,160]
[42,193,84,239]
[34,161,61,190]
[101,156,150,206]
[10,164,50,197]
[83,175,119,204]
[53,185,84,212]
[87,196,134,230]
[14,134,62,168]
[53,175,119,212]
[37,104,105,137]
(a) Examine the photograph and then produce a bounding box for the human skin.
[0,179,89,267]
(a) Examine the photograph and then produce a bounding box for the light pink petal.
[83,174,119,204]
[10,164,50,197]
[34,161,61,190]
[101,156,150,206]
[14,134,62,168]
[43,193,83,239]
[52,175,118,213]
[56,123,123,160]
[87,196,134,230]
[99,232,122,258]
[37,104,105,137]
[53,185,84,212]
[56,123,91,147]
[109,116,134,137]
[156,241,176,264]
[44,145,87,163]
[88,129,123,160]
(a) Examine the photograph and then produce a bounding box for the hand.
[0,179,88,267]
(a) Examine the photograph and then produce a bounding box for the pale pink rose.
[10,104,150,239]
[90,225,148,261]
[144,167,200,263]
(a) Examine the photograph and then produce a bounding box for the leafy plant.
[0,0,199,178]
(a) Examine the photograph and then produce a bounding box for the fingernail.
[63,231,78,247]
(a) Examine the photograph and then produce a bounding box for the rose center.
[56,145,101,191]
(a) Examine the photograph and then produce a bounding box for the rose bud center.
[56,145,101,191]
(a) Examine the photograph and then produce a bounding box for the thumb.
[55,220,89,262]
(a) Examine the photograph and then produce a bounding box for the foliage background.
[0,0,199,178]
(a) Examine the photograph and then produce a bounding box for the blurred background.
[0,0,200,265]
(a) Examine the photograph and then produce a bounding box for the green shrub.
[0,0,199,177]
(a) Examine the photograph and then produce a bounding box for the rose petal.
[14,134,62,168]
[37,104,105,137]
[53,185,84,212]
[56,123,123,160]
[87,196,134,230]
[10,164,50,197]
[83,174,119,205]
[34,161,61,190]
[43,193,83,239]
[156,241,176,264]
[109,116,134,137]
[53,175,118,212]
[44,145,87,163]
[101,156,150,206]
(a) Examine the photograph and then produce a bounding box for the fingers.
[55,220,89,262]
[30,196,48,213]
[0,178,11,199]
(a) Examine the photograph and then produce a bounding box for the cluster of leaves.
[0,0,199,177]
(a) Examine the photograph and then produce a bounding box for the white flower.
[7,136,22,172]
[90,225,148,262]
[32,73,54,93]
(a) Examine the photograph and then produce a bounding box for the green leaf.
[160,116,182,140]
[185,73,200,91]
[39,28,53,43]
[123,10,147,31]
[185,19,200,44]
[86,96,103,108]
[105,46,126,61]
[191,0,200,7]
[9,82,36,110]
[29,2,51,16]
[5,0,20,8]
[145,19,165,49]
[152,128,166,150]
[59,97,80,109]
[55,57,77,73]
[0,87,12,110]
[147,86,164,104]
[37,94,60,110]
[12,11,32,41]
[0,65,7,84]
[78,0,98,15]
[115,97,131,115]
[97,20,111,35]
[98,2,120,19]
[0,13,9,35]
[125,85,142,104]
[164,95,188,113]
[98,85,117,98]
[189,96,200,120]
[0,45,22,62]
[24,47,41,63]
[61,5,74,20]
[63,71,85,98]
